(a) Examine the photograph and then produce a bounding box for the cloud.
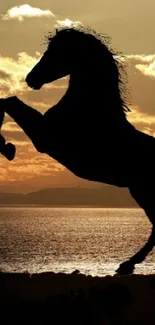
[0,125,64,182]
[126,54,155,79]
[2,4,55,22]
[55,18,82,28]
[127,105,155,136]
[126,54,155,63]
[135,63,155,79]
[0,140,64,182]
[1,4,82,31]
[2,121,22,132]
[1,121,29,144]
[8,156,62,177]
[0,52,41,96]
[0,51,68,99]
[0,70,11,80]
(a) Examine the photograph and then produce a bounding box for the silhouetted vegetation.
[1,271,155,325]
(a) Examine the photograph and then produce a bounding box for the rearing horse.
[1,26,155,275]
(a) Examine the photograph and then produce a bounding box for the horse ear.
[55,28,58,34]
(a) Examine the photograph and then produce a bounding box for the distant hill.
[0,185,138,207]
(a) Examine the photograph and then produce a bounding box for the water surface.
[0,207,154,276]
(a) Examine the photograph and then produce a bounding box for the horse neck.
[67,69,127,123]
[68,69,104,104]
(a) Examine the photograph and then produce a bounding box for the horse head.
[25,28,81,90]
[26,26,130,118]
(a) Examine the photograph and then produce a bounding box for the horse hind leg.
[116,225,155,275]
[116,183,155,275]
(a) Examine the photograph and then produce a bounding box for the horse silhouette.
[0,26,155,275]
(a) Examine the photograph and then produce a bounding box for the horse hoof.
[5,143,16,160]
[115,261,135,275]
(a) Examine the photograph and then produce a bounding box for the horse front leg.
[0,96,48,154]
[116,226,155,275]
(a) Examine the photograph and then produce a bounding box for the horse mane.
[45,25,131,116]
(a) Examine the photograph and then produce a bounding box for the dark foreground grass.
[1,270,155,325]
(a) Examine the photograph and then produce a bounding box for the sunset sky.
[0,1,155,192]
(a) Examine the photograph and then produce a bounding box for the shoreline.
[1,271,155,324]
[0,204,140,208]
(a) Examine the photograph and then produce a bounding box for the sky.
[0,1,155,192]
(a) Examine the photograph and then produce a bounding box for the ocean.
[0,207,154,276]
